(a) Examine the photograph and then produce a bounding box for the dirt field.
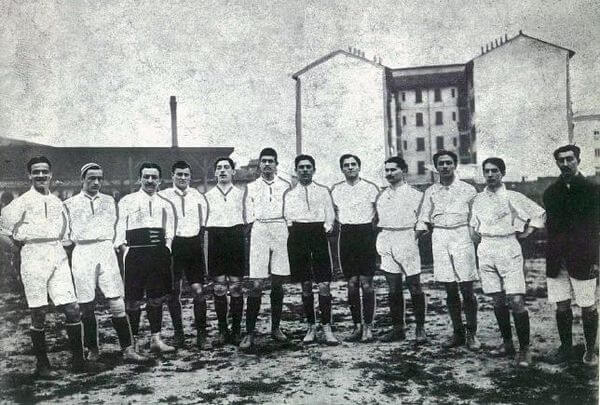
[0,258,597,404]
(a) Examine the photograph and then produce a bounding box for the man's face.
[295,159,315,184]
[29,162,52,192]
[140,168,161,194]
[341,157,360,181]
[436,155,456,179]
[384,162,403,185]
[82,169,103,195]
[555,151,579,178]
[172,167,191,191]
[259,155,277,177]
[215,160,235,184]
[483,163,503,189]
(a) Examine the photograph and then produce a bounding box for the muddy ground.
[0,258,597,404]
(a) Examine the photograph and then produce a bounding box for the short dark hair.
[384,156,408,172]
[27,156,52,173]
[214,157,235,170]
[295,154,315,169]
[259,148,278,163]
[553,144,581,161]
[339,154,361,170]
[482,157,506,175]
[139,162,162,178]
[171,160,191,173]
[433,150,458,167]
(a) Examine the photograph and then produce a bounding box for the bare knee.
[147,296,166,308]
[360,276,374,293]
[30,308,46,330]
[108,297,126,318]
[229,281,243,297]
[79,301,96,319]
[213,282,228,297]
[62,302,81,323]
[508,294,526,313]
[318,282,330,297]
[125,300,144,312]
[556,300,571,313]
[406,275,422,295]
[491,292,507,308]
[301,281,313,296]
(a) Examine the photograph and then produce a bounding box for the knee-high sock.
[82,314,99,352]
[362,290,375,325]
[447,289,464,334]
[214,295,228,331]
[193,298,207,332]
[463,293,478,334]
[230,296,243,333]
[556,308,573,349]
[146,304,163,334]
[412,292,426,328]
[389,291,404,327]
[494,304,512,342]
[112,316,133,349]
[302,294,316,324]
[245,296,261,333]
[127,309,142,337]
[582,309,598,352]
[65,322,85,364]
[30,328,50,366]
[348,287,361,325]
[513,311,530,348]
[270,286,284,329]
[319,294,332,325]
[167,296,183,334]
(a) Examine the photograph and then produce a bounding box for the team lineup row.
[0,144,598,379]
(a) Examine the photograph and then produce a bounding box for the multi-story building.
[294,31,576,184]
[572,114,600,176]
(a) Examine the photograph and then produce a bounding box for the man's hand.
[469,228,481,245]
[517,226,536,240]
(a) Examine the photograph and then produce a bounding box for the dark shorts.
[207,225,245,278]
[124,245,172,301]
[172,234,205,285]
[288,222,332,283]
[339,223,377,279]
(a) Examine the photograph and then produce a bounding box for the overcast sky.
[1,0,598,171]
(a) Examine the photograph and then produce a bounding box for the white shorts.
[72,240,124,303]
[547,269,597,308]
[376,229,421,277]
[249,221,291,278]
[431,226,479,283]
[478,235,525,295]
[20,241,77,308]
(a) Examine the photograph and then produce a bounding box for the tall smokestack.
[170,96,178,148]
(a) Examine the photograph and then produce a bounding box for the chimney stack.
[170,96,178,148]
[505,33,508,41]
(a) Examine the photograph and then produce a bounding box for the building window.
[416,113,423,127]
[436,136,444,150]
[402,116,407,126]
[415,89,422,103]
[401,92,406,102]
[452,88,456,98]
[452,111,456,121]
[416,138,425,151]
[435,111,443,125]
[595,148,600,158]
[403,140,408,150]
[434,88,441,102]
[595,130,600,140]
[453,137,457,147]
[418,161,426,175]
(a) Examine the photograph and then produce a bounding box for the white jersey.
[283,181,334,229]
[470,185,545,237]
[1,187,68,242]
[330,178,379,224]
[115,189,176,247]
[204,184,246,227]
[417,177,477,230]
[160,186,208,237]
[245,176,291,222]
[63,192,117,243]
[376,183,423,229]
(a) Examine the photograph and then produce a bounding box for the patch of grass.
[120,383,154,396]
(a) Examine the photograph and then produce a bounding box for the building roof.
[387,63,469,90]
[473,30,575,60]
[292,49,385,79]
[572,114,600,122]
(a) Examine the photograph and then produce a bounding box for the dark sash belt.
[126,228,165,246]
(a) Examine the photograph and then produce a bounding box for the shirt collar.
[172,186,188,196]
[82,191,100,201]
[261,177,275,186]
[484,184,506,196]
